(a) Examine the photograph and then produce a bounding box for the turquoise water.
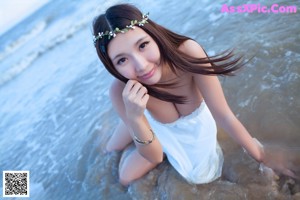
[0,0,299,199]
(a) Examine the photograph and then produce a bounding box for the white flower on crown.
[93,13,149,45]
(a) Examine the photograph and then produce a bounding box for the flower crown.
[93,13,149,45]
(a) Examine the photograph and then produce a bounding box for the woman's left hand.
[259,141,300,179]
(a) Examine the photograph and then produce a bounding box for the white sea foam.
[0,52,39,86]
[0,21,47,62]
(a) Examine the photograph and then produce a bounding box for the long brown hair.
[93,4,244,104]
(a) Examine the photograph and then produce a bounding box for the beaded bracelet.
[133,129,155,145]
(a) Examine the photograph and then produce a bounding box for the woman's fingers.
[135,86,148,99]
[122,80,149,119]
[263,144,300,180]
[123,80,147,97]
[130,81,142,94]
[141,93,150,105]
[122,80,136,96]
[275,168,299,180]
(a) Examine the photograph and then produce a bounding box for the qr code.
[3,171,30,197]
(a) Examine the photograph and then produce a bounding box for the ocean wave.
[0,21,47,62]
[0,52,39,86]
[0,12,93,87]
[0,0,126,87]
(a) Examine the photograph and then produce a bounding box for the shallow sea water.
[0,0,299,199]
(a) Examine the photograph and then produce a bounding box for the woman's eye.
[117,58,127,65]
[139,41,149,49]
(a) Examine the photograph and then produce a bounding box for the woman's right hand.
[122,80,149,121]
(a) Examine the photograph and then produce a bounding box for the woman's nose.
[133,54,147,72]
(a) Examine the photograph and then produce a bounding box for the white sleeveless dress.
[144,101,223,184]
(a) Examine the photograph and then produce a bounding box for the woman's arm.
[179,40,264,162]
[194,73,264,161]
[179,40,300,179]
[109,79,164,164]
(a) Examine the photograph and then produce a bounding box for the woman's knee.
[118,149,158,186]
[119,170,135,186]
[118,161,145,186]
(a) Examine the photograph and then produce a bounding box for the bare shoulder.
[178,39,207,59]
[109,79,125,101]
[109,79,129,121]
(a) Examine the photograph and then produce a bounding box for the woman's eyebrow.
[112,36,148,61]
[112,53,125,62]
[135,36,148,46]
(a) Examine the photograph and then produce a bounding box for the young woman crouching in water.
[92,4,298,186]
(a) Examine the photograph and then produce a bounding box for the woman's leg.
[118,148,158,186]
[107,121,159,185]
[106,121,132,152]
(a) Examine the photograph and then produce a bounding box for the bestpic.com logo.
[221,3,297,14]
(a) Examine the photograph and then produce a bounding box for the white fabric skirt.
[145,101,223,184]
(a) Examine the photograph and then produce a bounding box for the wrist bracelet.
[133,129,155,145]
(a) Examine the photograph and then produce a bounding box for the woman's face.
[107,27,162,85]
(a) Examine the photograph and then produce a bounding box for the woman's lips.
[139,67,156,80]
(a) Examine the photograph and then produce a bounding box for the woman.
[92,3,297,186]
